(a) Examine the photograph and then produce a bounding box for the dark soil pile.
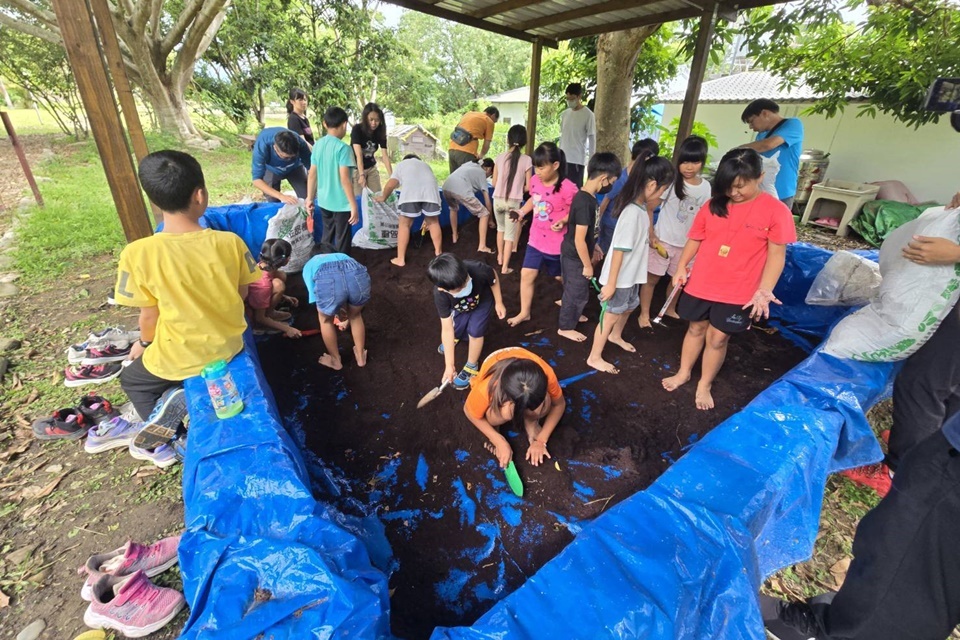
[257,217,807,639]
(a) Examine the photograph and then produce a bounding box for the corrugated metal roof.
[390,124,440,142]
[660,70,861,103]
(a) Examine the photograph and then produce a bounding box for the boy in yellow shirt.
[115,151,261,451]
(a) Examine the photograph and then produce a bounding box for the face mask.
[451,278,473,298]
[598,181,614,195]
[566,99,577,109]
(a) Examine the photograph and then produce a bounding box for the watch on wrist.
[138,339,152,348]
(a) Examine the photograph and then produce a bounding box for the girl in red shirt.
[662,148,796,410]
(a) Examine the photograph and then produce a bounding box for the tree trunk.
[595,25,660,160]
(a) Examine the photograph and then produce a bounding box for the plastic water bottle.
[201,359,244,419]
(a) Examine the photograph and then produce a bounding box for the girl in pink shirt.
[506,142,579,327]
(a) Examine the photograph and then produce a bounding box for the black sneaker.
[133,387,187,450]
[760,594,821,640]
[77,394,119,426]
[32,408,88,441]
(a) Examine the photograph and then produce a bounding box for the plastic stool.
[800,179,880,237]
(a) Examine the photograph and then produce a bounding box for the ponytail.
[709,148,763,218]
[612,156,674,219]
[286,88,307,115]
[504,124,527,197]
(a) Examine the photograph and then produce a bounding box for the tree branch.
[4,0,59,30]
[0,13,61,46]
[161,0,205,58]
[170,0,228,87]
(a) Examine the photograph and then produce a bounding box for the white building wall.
[662,102,960,203]
[490,102,528,127]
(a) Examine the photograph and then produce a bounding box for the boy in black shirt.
[428,253,506,389]
[558,152,622,342]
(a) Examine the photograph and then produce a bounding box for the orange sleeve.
[464,386,489,421]
[546,367,563,401]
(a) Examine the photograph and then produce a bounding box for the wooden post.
[50,0,153,242]
[527,38,543,147]
[1,111,44,207]
[674,6,716,161]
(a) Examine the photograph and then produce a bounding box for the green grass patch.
[1,108,65,136]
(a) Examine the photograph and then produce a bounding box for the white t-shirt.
[391,158,441,206]
[655,178,712,247]
[600,203,649,288]
[559,107,596,166]
[442,162,488,198]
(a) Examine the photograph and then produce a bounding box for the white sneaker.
[86,326,140,349]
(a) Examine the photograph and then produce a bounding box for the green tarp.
[849,199,939,247]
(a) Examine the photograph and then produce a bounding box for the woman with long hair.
[350,102,392,193]
[285,88,313,149]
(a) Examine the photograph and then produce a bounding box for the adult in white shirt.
[559,83,596,189]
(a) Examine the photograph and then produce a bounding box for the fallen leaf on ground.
[0,589,9,608]
[0,439,31,460]
[829,557,851,589]
[19,471,69,500]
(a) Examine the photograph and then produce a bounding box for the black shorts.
[676,291,751,334]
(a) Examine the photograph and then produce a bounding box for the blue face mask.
[451,278,473,298]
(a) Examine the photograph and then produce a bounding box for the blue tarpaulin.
[176,200,894,638]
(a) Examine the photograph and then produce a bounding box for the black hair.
[403,153,420,161]
[609,141,659,216]
[274,130,299,156]
[741,98,780,122]
[673,135,709,201]
[286,88,307,114]
[259,238,292,269]
[632,138,659,161]
[565,83,583,97]
[532,142,567,194]
[587,151,622,180]
[138,150,205,212]
[710,148,764,217]
[480,158,494,171]
[487,358,548,431]
[503,124,527,198]
[483,106,500,120]
[323,106,349,128]
[426,253,468,290]
[612,156,674,219]
[360,102,386,136]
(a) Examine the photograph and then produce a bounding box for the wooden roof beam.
[381,0,558,47]
[470,0,553,19]
[548,6,705,40]
[515,0,674,31]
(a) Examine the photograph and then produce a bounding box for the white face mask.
[451,277,473,298]
[566,99,578,109]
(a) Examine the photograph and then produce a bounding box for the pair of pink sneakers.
[79,535,185,637]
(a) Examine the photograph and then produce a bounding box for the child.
[662,148,796,409]
[506,142,579,327]
[463,347,566,468]
[442,159,495,250]
[115,151,261,454]
[639,136,712,327]
[306,107,358,255]
[246,238,302,338]
[557,152,622,342]
[375,154,442,267]
[595,139,659,263]
[492,125,533,274]
[301,244,371,370]
[586,156,675,374]
[427,253,506,389]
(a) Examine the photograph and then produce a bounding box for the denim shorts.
[313,259,371,317]
[606,284,640,315]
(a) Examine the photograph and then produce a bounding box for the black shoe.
[133,387,187,450]
[760,594,821,640]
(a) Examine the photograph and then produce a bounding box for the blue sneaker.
[171,432,187,462]
[437,339,460,355]
[453,362,479,390]
[128,441,178,469]
[85,416,139,454]
[133,388,187,451]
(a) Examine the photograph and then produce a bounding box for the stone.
[0,283,18,298]
[43,464,62,474]
[0,338,21,351]
[201,138,222,151]
[0,255,14,269]
[0,273,20,284]
[16,618,45,640]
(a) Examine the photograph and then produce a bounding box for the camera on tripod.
[924,78,960,131]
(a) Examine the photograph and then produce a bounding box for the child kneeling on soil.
[662,148,796,410]
[246,238,302,338]
[375,154,442,267]
[463,347,566,468]
[587,156,674,374]
[427,253,506,390]
[301,244,371,370]
[442,159,495,250]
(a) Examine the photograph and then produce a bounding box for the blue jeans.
[313,259,371,317]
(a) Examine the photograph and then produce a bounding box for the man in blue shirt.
[251,127,312,204]
[739,99,804,210]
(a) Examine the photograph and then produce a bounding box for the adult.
[286,88,314,149]
[251,128,312,205]
[448,106,499,173]
[351,102,392,194]
[559,82,596,189]
[739,99,804,210]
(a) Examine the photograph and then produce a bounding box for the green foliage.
[657,117,719,158]
[741,0,960,128]
[0,29,87,139]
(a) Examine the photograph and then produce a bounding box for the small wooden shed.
[388,124,441,161]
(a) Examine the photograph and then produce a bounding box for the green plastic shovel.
[504,461,524,497]
[590,278,608,332]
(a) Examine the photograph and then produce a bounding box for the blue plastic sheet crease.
[178,199,894,638]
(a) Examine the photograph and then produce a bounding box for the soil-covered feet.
[665,310,681,320]
[608,336,636,352]
[661,372,691,391]
[318,353,343,370]
[267,309,292,322]
[586,355,619,374]
[353,346,367,367]
[390,257,405,267]
[501,267,514,275]
[506,314,529,327]
[695,382,714,410]
[478,246,494,254]
[638,314,652,329]
[557,329,588,342]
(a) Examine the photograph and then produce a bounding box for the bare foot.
[267,309,292,321]
[609,336,636,353]
[665,310,681,320]
[390,257,405,267]
[578,314,588,323]
[353,346,367,367]
[557,329,588,342]
[452,233,459,244]
[554,276,563,283]
[586,355,619,374]
[497,253,503,265]
[662,372,691,392]
[318,353,343,371]
[638,315,652,329]
[501,267,514,275]
[478,246,494,254]
[695,383,714,410]
[554,299,561,307]
[507,314,530,327]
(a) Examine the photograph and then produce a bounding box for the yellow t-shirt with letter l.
[114,229,261,381]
